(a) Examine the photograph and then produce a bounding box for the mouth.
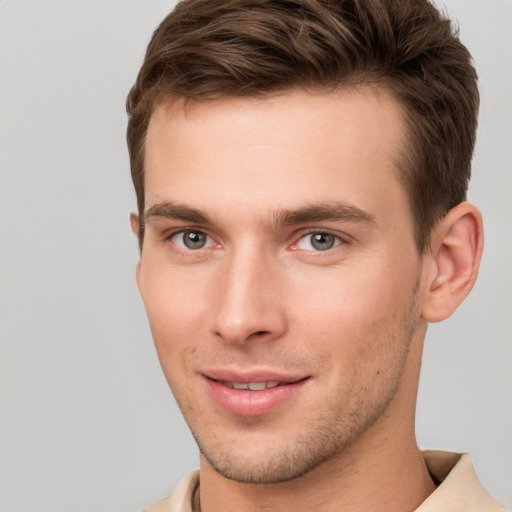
[202,372,310,416]
[216,380,288,391]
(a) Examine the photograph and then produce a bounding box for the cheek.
[292,261,414,332]
[289,262,418,376]
[139,268,210,362]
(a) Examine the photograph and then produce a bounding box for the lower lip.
[204,378,308,417]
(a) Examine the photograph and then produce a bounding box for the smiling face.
[135,89,429,484]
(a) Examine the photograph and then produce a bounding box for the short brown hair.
[126,0,479,253]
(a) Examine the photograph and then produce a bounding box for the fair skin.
[131,88,483,512]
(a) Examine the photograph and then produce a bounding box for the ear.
[421,202,483,323]
[130,212,139,236]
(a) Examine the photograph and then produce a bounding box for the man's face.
[136,89,427,483]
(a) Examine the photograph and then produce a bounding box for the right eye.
[170,230,215,250]
[296,231,342,252]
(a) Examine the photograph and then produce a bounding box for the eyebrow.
[144,202,212,225]
[144,200,376,228]
[270,201,376,228]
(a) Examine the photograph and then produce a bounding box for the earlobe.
[421,202,483,323]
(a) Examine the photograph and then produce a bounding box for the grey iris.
[183,231,207,249]
[311,233,336,251]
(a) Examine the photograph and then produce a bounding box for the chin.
[193,416,360,484]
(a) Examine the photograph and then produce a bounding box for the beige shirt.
[145,451,506,512]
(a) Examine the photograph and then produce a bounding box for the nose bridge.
[211,241,285,344]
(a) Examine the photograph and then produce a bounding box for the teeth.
[221,380,282,390]
[248,382,266,391]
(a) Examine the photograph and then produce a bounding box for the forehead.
[143,88,409,225]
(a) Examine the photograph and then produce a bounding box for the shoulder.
[144,471,199,512]
[417,450,506,512]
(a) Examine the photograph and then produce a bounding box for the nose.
[210,247,287,345]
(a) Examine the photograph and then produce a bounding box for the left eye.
[170,230,215,250]
[297,232,342,251]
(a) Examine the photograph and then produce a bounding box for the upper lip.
[201,368,308,384]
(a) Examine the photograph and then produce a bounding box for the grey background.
[0,1,510,510]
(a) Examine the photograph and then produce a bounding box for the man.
[126,1,505,510]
